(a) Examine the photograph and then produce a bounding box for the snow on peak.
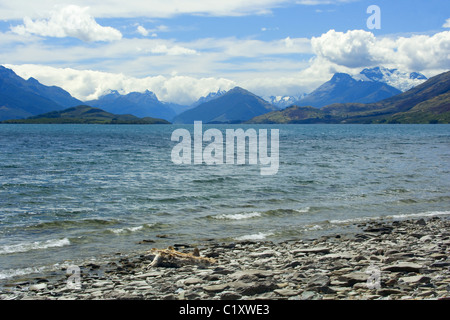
[353,67,427,92]
[265,94,305,108]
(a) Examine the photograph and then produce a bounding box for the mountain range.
[247,70,450,124]
[264,67,427,110]
[1,65,446,124]
[173,86,278,123]
[0,66,82,121]
[294,73,403,108]
[265,95,306,109]
[85,90,179,121]
[191,90,227,107]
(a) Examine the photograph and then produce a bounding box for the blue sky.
[0,0,449,104]
[108,0,447,39]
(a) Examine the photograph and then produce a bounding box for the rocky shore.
[1,216,449,300]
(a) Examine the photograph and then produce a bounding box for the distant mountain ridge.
[191,90,227,107]
[295,72,402,108]
[0,66,82,121]
[265,95,305,108]
[293,67,427,109]
[247,70,450,124]
[85,90,178,121]
[173,86,277,124]
[0,64,437,123]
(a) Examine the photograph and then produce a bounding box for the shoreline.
[1,216,449,300]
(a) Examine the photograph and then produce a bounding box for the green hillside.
[1,105,171,124]
[247,71,450,124]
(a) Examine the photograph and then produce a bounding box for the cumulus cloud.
[11,5,122,42]
[311,29,377,68]
[311,29,450,73]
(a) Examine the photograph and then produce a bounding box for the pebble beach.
[1,216,449,300]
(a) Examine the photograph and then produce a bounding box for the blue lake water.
[0,124,449,280]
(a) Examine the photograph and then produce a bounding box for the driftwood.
[147,246,216,268]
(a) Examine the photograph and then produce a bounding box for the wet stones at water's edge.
[1,217,449,300]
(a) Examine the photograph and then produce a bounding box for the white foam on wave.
[390,210,450,219]
[330,210,450,225]
[304,224,323,231]
[235,232,274,241]
[214,212,262,220]
[294,207,310,213]
[108,223,156,234]
[109,226,144,234]
[0,238,70,255]
[0,266,46,280]
[329,217,374,225]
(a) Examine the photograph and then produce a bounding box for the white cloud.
[311,29,450,73]
[311,29,377,68]
[10,5,122,42]
[4,64,236,105]
[149,44,198,56]
[443,18,450,28]
[295,0,356,4]
[191,36,312,58]
[284,36,294,48]
[0,0,295,20]
[4,63,325,104]
[137,26,149,37]
[136,24,169,37]
[0,0,360,20]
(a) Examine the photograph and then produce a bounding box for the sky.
[0,0,449,105]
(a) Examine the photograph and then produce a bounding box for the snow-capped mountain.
[354,67,427,92]
[266,94,306,108]
[85,89,177,121]
[191,90,227,107]
[295,73,402,108]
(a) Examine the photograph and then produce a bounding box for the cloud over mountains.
[312,29,450,73]
[1,2,449,105]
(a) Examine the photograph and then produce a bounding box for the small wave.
[211,207,310,221]
[107,223,157,235]
[264,207,311,216]
[27,219,119,230]
[390,210,450,220]
[397,199,417,204]
[213,212,262,220]
[304,224,323,231]
[0,266,47,280]
[329,217,374,225]
[0,238,70,255]
[235,232,274,241]
[294,207,310,213]
[192,176,233,184]
[329,210,450,225]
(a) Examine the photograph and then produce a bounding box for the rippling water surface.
[1,124,449,279]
